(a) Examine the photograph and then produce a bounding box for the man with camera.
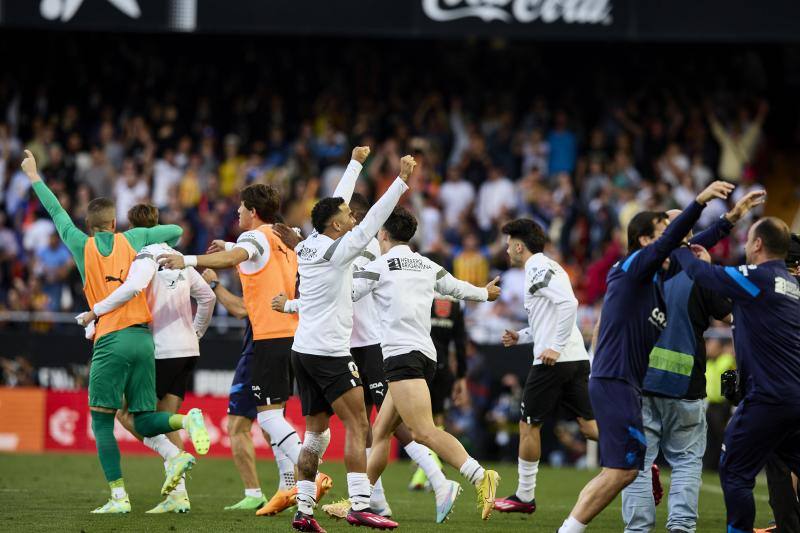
[674,218,800,533]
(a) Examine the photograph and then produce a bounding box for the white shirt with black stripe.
[352,244,488,361]
[518,253,588,365]
[223,228,271,272]
[351,238,382,348]
[291,177,409,358]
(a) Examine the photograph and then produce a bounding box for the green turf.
[0,453,771,532]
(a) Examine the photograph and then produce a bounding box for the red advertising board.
[43,390,359,458]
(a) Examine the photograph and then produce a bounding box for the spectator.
[114,159,149,226]
[547,110,577,175]
[475,165,515,233]
[453,233,490,287]
[707,100,768,182]
[439,167,475,231]
[34,233,72,311]
[152,148,182,209]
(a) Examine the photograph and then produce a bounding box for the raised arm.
[624,181,734,281]
[674,247,759,301]
[188,268,216,338]
[690,190,766,249]
[327,155,415,266]
[22,151,87,258]
[331,147,370,203]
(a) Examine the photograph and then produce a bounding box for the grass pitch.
[0,453,771,532]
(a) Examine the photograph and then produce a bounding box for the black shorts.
[384,351,436,384]
[520,360,594,425]
[351,344,387,408]
[252,337,294,406]
[291,351,362,416]
[155,357,198,400]
[429,364,455,416]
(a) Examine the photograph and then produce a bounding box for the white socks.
[296,480,317,515]
[405,441,447,493]
[257,410,301,464]
[146,436,185,497]
[111,485,127,499]
[516,458,539,502]
[274,446,296,490]
[459,456,486,486]
[244,488,263,499]
[559,516,587,533]
[144,434,180,461]
[347,472,371,511]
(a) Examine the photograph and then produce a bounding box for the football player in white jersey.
[351,207,502,522]
[493,218,597,517]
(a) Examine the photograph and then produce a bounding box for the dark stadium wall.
[1,0,800,42]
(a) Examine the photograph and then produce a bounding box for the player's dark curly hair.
[627,211,668,252]
[311,197,346,234]
[501,218,546,254]
[383,207,417,243]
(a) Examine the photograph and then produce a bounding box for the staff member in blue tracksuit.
[621,191,765,533]
[675,217,800,533]
[556,180,735,533]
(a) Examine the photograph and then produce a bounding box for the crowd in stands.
[0,35,770,462]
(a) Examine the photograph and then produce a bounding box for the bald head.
[746,216,790,264]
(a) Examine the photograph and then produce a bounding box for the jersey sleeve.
[326,178,409,266]
[188,267,216,338]
[674,247,761,301]
[284,299,301,313]
[352,261,382,302]
[92,252,158,316]
[331,160,364,203]
[233,230,271,265]
[125,225,184,250]
[31,181,87,264]
[689,214,734,249]
[434,268,489,301]
[623,201,705,281]
[516,327,534,345]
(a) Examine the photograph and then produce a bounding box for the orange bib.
[239,226,298,340]
[83,233,151,341]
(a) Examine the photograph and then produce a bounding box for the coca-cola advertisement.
[0,0,797,41]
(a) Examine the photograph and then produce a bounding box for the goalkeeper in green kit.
[21,151,211,514]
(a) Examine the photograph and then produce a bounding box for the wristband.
[184,255,198,267]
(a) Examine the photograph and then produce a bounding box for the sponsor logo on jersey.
[387,257,431,272]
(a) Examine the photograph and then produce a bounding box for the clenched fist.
[351,146,371,164]
[399,155,417,182]
[21,150,41,182]
[272,293,288,312]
